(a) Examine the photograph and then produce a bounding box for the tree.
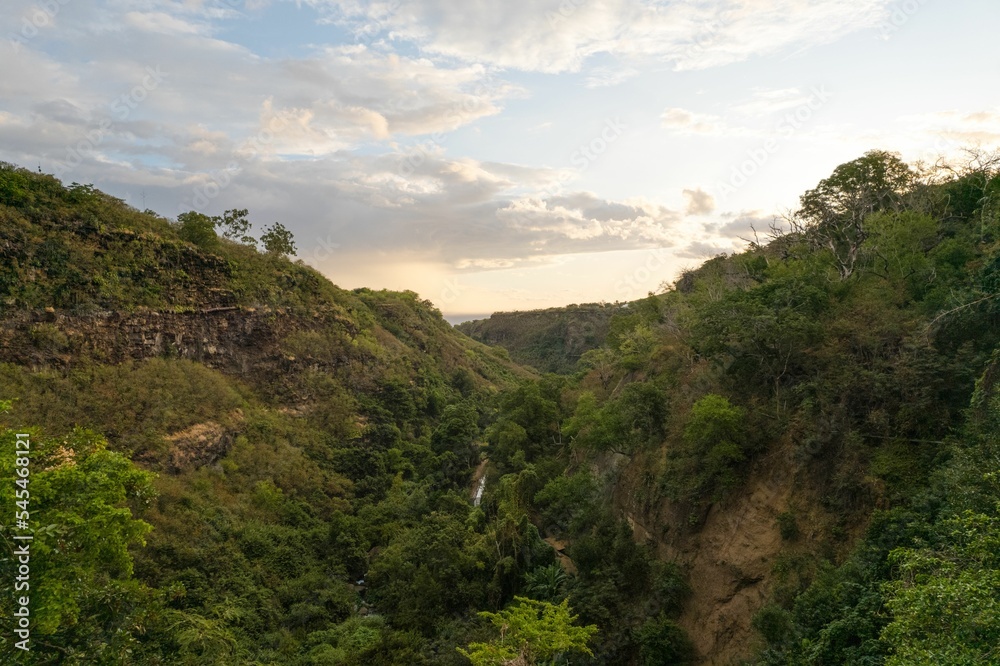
[681,394,748,495]
[796,150,915,279]
[260,222,296,256]
[579,347,618,390]
[879,355,1000,664]
[563,384,666,456]
[365,512,487,634]
[609,382,668,450]
[881,511,1000,665]
[459,597,598,666]
[431,402,480,485]
[213,208,257,248]
[637,614,695,665]
[617,324,657,372]
[522,563,568,602]
[178,211,219,249]
[0,422,160,662]
[487,382,561,469]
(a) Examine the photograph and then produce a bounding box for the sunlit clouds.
[2,0,998,317]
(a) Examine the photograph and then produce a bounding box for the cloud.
[731,88,816,116]
[713,210,775,239]
[661,88,844,141]
[316,0,894,73]
[584,66,639,88]
[837,108,1000,166]
[123,10,208,36]
[683,187,715,215]
[901,109,1000,153]
[44,145,686,276]
[493,192,680,254]
[0,10,518,172]
[661,107,733,135]
[676,240,732,258]
[5,0,957,314]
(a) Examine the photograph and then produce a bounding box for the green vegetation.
[0,424,159,662]
[460,597,597,665]
[457,304,619,374]
[2,147,1000,664]
[471,149,1000,663]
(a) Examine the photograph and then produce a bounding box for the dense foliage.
[466,149,1000,663]
[3,148,1000,664]
[457,305,619,374]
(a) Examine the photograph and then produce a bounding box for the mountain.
[0,162,540,664]
[456,303,620,374]
[3,150,1000,665]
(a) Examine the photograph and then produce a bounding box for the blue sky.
[2,0,998,319]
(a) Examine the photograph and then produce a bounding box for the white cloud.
[832,109,1000,167]
[584,66,639,88]
[901,109,1000,152]
[683,187,715,216]
[317,0,893,73]
[661,107,732,135]
[731,88,815,116]
[713,210,775,239]
[122,10,208,35]
[6,0,994,314]
[0,27,518,180]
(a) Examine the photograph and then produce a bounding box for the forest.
[1,148,999,665]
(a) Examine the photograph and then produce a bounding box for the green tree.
[213,208,257,248]
[637,614,694,665]
[365,512,487,635]
[260,222,297,256]
[0,423,159,663]
[459,597,597,666]
[881,510,1000,665]
[667,394,749,499]
[879,354,1000,665]
[579,347,618,390]
[487,382,561,470]
[796,150,915,279]
[178,211,219,249]
[563,384,666,457]
[431,402,480,485]
[522,563,569,602]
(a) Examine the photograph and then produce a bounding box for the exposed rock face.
[615,443,854,665]
[163,414,242,473]
[0,306,353,377]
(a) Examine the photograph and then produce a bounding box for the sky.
[2,0,999,321]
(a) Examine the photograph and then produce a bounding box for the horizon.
[2,0,998,315]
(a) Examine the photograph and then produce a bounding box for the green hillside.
[456,304,620,374]
[2,150,1000,665]
[0,162,554,664]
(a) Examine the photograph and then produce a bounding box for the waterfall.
[473,474,487,507]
